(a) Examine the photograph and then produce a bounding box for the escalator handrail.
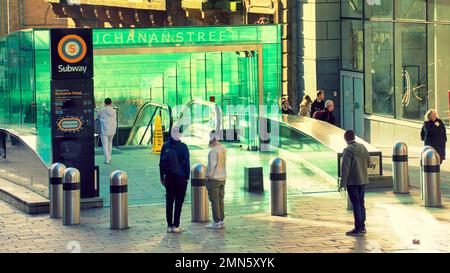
[176,99,221,134]
[138,107,159,146]
[126,102,172,146]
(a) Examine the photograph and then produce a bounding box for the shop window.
[364,22,394,116]
[395,0,426,20]
[342,19,364,71]
[428,0,450,22]
[364,0,393,19]
[394,23,427,121]
[427,24,449,122]
[341,0,363,18]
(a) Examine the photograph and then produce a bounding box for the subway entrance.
[0,24,372,208]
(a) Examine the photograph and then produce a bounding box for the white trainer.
[206,222,222,229]
[167,227,173,233]
[171,227,184,233]
[219,221,225,228]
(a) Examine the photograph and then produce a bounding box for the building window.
[395,0,426,20]
[341,0,363,18]
[364,0,393,19]
[428,0,450,22]
[342,19,364,71]
[394,23,428,121]
[364,22,394,117]
[427,24,449,121]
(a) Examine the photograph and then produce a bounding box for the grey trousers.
[206,179,226,222]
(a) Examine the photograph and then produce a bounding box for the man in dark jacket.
[310,90,325,117]
[314,100,335,125]
[339,130,371,236]
[159,127,190,233]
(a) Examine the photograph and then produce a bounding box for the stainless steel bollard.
[49,163,66,218]
[270,158,287,216]
[110,170,128,230]
[63,168,80,225]
[392,142,409,193]
[191,164,209,222]
[420,146,435,200]
[422,149,442,207]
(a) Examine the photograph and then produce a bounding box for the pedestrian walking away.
[97,98,117,164]
[159,127,190,233]
[205,130,227,229]
[339,130,370,236]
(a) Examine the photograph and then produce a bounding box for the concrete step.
[0,178,103,214]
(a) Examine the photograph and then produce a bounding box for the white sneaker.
[171,227,184,233]
[206,222,222,229]
[219,221,224,228]
[167,227,173,233]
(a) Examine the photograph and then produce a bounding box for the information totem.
[50,29,97,198]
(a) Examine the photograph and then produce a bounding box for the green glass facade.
[341,0,450,123]
[0,25,282,164]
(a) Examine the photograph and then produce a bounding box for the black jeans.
[347,185,366,231]
[165,174,188,228]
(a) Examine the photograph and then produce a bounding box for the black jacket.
[421,119,447,160]
[310,99,325,117]
[159,137,191,180]
[314,109,335,125]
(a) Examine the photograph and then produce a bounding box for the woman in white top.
[97,98,117,164]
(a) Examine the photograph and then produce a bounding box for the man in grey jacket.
[339,130,371,236]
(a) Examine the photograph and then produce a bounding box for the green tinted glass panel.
[0,25,281,164]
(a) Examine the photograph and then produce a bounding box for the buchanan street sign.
[93,25,279,48]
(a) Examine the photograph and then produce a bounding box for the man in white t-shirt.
[205,130,227,229]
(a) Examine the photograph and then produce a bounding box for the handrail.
[126,101,172,146]
[138,107,159,146]
[176,99,222,134]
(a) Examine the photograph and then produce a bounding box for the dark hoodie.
[159,137,190,180]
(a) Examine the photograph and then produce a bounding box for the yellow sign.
[152,115,163,154]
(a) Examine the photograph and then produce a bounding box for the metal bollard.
[270,158,287,216]
[49,163,66,218]
[420,146,435,200]
[191,164,209,222]
[422,149,442,207]
[392,142,409,193]
[110,170,128,230]
[63,168,81,225]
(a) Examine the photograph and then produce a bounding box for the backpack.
[160,144,181,176]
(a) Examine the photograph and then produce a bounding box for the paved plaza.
[1,185,450,253]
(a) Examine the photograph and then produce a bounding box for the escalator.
[125,102,172,147]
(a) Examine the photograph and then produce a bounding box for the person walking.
[298,95,312,117]
[97,98,117,164]
[421,109,447,164]
[310,90,325,117]
[339,130,370,236]
[205,130,227,229]
[313,100,335,125]
[159,127,190,233]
